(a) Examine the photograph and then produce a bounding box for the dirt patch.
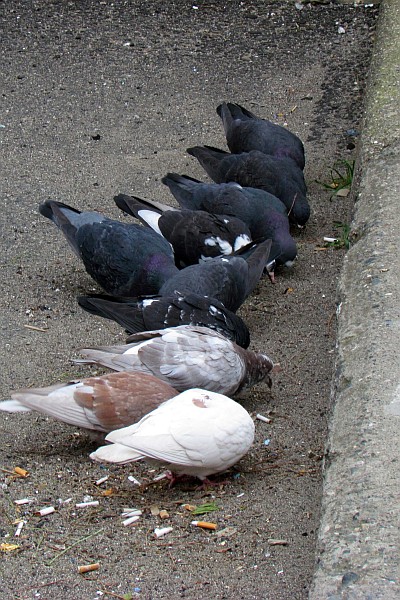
[0,1,377,598]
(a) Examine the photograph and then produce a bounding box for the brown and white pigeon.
[90,388,255,480]
[77,325,276,397]
[0,372,177,433]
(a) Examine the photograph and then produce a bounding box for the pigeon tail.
[186,146,231,183]
[0,399,32,413]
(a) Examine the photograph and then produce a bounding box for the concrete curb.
[310,0,400,598]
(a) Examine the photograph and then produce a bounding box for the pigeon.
[90,388,255,481]
[186,146,310,227]
[162,174,297,277]
[0,372,177,433]
[157,239,272,312]
[217,102,306,170]
[114,193,252,267]
[162,173,287,215]
[39,200,178,296]
[77,325,276,397]
[77,291,251,348]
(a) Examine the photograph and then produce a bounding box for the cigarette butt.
[35,506,55,517]
[182,504,196,511]
[78,562,100,574]
[14,521,25,537]
[268,538,289,546]
[256,414,271,424]
[152,472,168,482]
[122,515,140,527]
[191,521,217,531]
[154,527,173,538]
[95,476,109,485]
[75,501,99,508]
[58,497,73,505]
[14,467,29,478]
[14,498,34,505]
[122,509,142,518]
[127,475,141,485]
[159,510,169,519]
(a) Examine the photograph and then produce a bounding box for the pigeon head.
[236,349,275,394]
[287,191,310,227]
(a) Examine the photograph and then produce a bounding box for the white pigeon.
[90,388,255,480]
[77,325,276,397]
[0,372,177,433]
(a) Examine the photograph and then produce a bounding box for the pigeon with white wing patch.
[114,193,252,267]
[77,291,251,348]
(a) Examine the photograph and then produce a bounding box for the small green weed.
[316,159,355,199]
[325,221,351,250]
[191,502,219,515]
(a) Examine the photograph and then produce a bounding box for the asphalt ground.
[0,2,378,599]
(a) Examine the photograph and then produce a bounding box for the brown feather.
[74,372,177,431]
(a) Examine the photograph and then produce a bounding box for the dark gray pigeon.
[162,174,297,278]
[157,239,271,312]
[186,146,310,227]
[217,102,305,170]
[39,200,179,297]
[162,173,287,215]
[77,325,276,397]
[77,291,251,348]
[114,193,252,267]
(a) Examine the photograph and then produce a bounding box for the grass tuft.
[325,221,351,250]
[316,159,355,199]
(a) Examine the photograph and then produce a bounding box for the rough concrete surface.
[310,0,400,598]
[0,2,378,599]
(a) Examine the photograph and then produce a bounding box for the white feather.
[204,236,232,255]
[137,210,163,235]
[233,234,252,252]
[91,389,255,479]
[0,400,32,413]
[6,383,104,431]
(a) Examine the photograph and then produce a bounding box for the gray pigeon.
[217,102,305,170]
[158,239,272,312]
[39,200,178,297]
[162,174,297,277]
[186,146,310,227]
[77,325,276,397]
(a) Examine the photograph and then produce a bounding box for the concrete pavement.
[310,0,400,597]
